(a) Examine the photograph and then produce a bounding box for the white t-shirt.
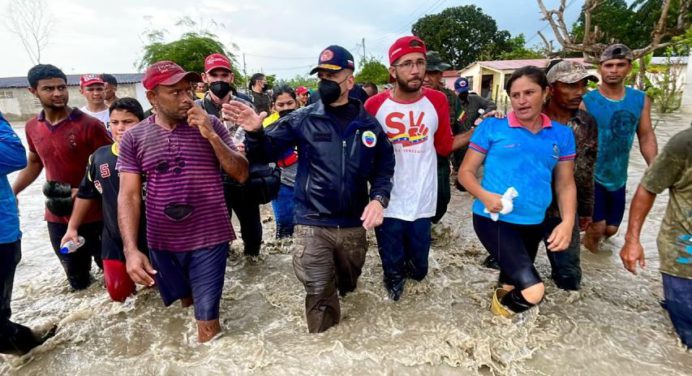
[80,106,109,128]
[365,87,453,221]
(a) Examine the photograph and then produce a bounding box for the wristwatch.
[372,195,389,209]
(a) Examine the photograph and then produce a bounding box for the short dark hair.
[505,65,549,95]
[27,64,67,89]
[249,73,265,89]
[363,82,378,93]
[109,97,144,121]
[272,85,296,101]
[100,73,118,86]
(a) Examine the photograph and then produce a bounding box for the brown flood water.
[1,111,690,375]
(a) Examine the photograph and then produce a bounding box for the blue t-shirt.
[0,113,27,244]
[469,113,576,225]
[583,87,645,191]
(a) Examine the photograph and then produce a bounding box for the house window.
[0,90,14,99]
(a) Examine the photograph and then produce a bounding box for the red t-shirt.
[26,108,113,224]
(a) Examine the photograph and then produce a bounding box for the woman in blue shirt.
[458,66,577,317]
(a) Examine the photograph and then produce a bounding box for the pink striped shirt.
[117,115,235,251]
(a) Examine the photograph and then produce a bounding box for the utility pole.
[362,37,366,60]
[242,53,248,85]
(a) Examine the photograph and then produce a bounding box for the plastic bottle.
[60,236,85,254]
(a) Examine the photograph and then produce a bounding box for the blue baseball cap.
[454,77,469,94]
[310,45,355,75]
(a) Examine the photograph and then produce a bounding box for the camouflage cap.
[546,60,599,85]
[600,43,634,63]
[425,51,451,72]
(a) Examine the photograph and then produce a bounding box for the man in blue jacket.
[0,112,56,355]
[223,45,395,333]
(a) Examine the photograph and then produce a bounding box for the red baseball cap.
[388,36,427,65]
[80,74,104,87]
[142,61,201,90]
[204,53,232,73]
[295,86,309,95]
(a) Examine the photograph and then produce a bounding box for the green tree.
[412,5,513,68]
[275,74,319,90]
[137,19,244,87]
[355,57,390,84]
[497,34,545,60]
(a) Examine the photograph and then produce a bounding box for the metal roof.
[0,73,144,89]
[650,56,688,65]
[472,58,594,72]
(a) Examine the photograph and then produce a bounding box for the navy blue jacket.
[245,99,395,228]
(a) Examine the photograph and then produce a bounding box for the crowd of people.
[0,36,689,355]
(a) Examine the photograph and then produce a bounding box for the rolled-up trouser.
[47,221,103,290]
[662,273,692,348]
[432,155,451,224]
[473,214,543,290]
[292,225,367,333]
[543,214,582,290]
[224,182,262,256]
[0,240,42,355]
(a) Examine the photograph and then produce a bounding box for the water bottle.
[60,236,85,254]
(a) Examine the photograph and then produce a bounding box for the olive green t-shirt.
[640,126,692,279]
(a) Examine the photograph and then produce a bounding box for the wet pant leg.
[662,273,692,348]
[0,240,43,355]
[224,183,262,256]
[271,184,296,238]
[333,227,367,297]
[375,218,407,287]
[432,155,451,224]
[403,218,432,281]
[543,214,582,290]
[293,226,340,333]
[473,214,543,290]
[47,221,103,290]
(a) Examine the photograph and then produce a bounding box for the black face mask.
[209,81,232,99]
[278,109,295,118]
[318,78,347,105]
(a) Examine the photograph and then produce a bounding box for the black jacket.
[246,99,395,228]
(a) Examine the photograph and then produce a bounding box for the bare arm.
[12,151,43,195]
[637,97,657,165]
[61,198,98,245]
[620,185,656,274]
[458,149,502,212]
[118,172,142,253]
[118,172,156,286]
[546,161,577,251]
[451,128,474,151]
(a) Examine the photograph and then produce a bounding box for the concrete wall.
[0,83,142,121]
[681,52,692,111]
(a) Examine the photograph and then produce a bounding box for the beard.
[396,75,422,93]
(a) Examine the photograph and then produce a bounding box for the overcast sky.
[0,0,581,80]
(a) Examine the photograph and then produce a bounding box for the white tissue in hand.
[484,187,519,221]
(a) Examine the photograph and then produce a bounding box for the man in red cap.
[79,74,110,127]
[13,64,113,291]
[295,86,309,107]
[197,53,252,117]
[364,36,470,301]
[116,60,249,342]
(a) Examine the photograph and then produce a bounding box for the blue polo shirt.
[469,112,576,225]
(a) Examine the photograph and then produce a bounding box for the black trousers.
[47,221,103,290]
[0,240,41,355]
[223,182,262,256]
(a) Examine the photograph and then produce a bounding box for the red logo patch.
[99,163,111,178]
[320,49,334,62]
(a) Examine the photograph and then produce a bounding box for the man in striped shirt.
[116,61,249,343]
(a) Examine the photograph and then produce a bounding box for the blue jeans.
[662,273,692,348]
[375,217,432,285]
[271,184,295,238]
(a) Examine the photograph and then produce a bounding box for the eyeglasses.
[393,59,427,71]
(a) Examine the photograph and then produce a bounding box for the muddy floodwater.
[1,112,691,375]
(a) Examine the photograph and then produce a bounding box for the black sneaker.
[482,255,500,270]
[386,279,406,301]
